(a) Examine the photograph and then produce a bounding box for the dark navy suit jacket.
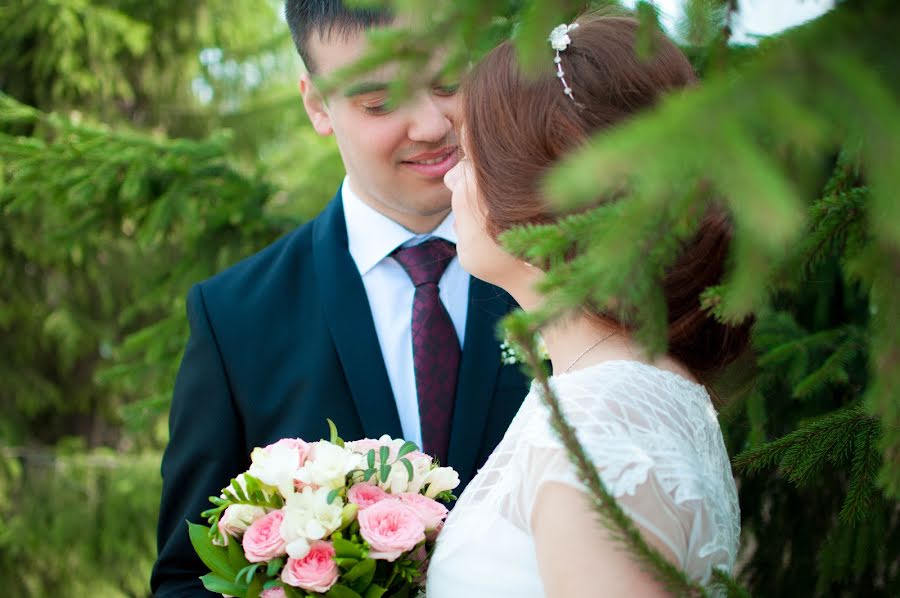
[151,191,529,596]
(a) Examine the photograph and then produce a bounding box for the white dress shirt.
[342,177,470,450]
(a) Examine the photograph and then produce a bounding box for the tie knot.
[392,238,457,287]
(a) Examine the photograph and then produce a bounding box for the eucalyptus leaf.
[399,458,414,482]
[266,557,285,577]
[396,441,418,459]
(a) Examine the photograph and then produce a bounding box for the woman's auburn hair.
[462,14,752,378]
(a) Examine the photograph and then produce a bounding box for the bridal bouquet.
[189,421,459,598]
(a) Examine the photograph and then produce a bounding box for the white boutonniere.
[500,334,550,365]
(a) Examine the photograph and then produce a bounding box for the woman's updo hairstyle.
[462,13,751,378]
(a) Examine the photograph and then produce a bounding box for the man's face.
[300,28,460,233]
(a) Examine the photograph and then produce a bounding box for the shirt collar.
[342,175,458,276]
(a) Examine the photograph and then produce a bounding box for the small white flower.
[549,23,579,51]
[248,444,301,498]
[294,440,364,490]
[279,487,344,553]
[421,466,460,499]
[500,333,550,365]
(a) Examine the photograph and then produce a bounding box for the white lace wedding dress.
[426,360,739,597]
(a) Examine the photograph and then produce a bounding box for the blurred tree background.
[0,0,340,594]
[1,0,897,597]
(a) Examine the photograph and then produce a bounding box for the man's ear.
[300,74,333,136]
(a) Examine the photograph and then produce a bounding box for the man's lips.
[401,147,459,178]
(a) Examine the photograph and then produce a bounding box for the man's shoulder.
[188,212,326,327]
[205,219,315,292]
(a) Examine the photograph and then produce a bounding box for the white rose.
[248,444,302,497]
[421,467,460,499]
[217,504,268,542]
[294,441,363,490]
[279,487,344,558]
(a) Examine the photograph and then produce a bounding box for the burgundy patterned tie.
[392,238,460,464]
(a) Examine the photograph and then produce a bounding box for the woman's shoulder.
[518,360,728,483]
[546,360,717,422]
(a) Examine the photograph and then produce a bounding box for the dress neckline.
[548,359,707,393]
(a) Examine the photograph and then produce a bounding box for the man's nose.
[407,92,453,143]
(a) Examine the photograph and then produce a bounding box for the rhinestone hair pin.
[549,23,579,102]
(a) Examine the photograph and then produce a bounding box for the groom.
[150,1,529,596]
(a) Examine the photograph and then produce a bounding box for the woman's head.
[444,13,750,376]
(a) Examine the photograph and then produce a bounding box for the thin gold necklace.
[563,330,618,374]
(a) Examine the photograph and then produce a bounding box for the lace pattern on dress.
[434,360,740,587]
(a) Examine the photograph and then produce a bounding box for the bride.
[426,12,751,597]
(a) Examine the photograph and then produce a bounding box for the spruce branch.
[732,405,879,488]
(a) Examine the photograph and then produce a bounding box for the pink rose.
[357,499,425,562]
[398,493,449,531]
[280,540,339,593]
[347,483,394,509]
[260,588,287,598]
[242,510,287,563]
[265,438,311,467]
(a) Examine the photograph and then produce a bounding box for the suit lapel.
[313,193,403,440]
[447,277,513,481]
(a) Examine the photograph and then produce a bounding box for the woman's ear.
[299,74,333,136]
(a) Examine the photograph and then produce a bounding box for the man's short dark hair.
[284,0,393,74]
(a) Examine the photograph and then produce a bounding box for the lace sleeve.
[512,363,739,584]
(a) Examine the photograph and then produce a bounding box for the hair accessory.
[549,23,579,101]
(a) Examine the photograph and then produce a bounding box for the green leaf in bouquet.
[363,585,388,598]
[333,536,364,559]
[266,557,285,577]
[386,585,410,598]
[188,521,237,580]
[281,585,308,598]
[364,468,376,483]
[379,446,390,465]
[244,473,263,497]
[328,418,345,447]
[237,563,261,584]
[201,504,226,519]
[398,458,414,482]
[208,495,229,507]
[379,463,390,484]
[343,558,376,590]
[228,534,253,571]
[247,573,265,598]
[200,572,247,598]
[326,584,363,598]
[335,557,360,568]
[327,488,341,505]
[367,449,376,470]
[231,478,249,501]
[396,441,418,459]
[340,502,359,531]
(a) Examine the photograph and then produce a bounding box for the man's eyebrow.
[343,81,390,97]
